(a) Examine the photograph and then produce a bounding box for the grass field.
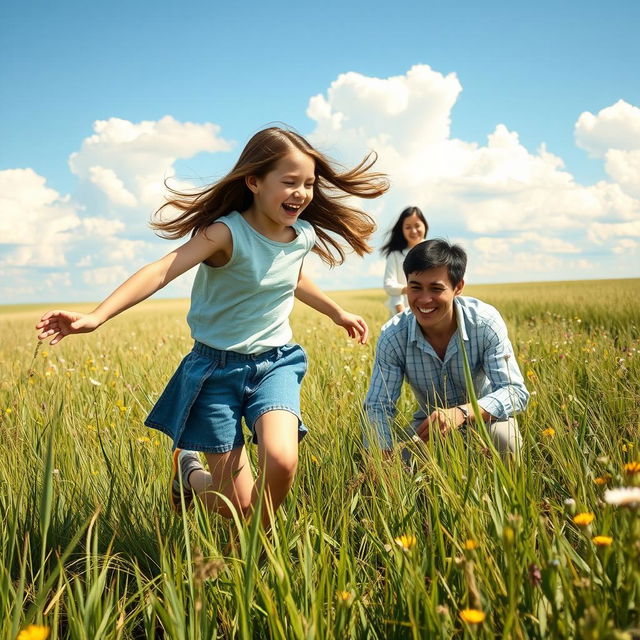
[1,279,639,639]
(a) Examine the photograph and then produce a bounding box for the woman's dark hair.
[152,126,389,266]
[403,238,467,287]
[380,206,428,257]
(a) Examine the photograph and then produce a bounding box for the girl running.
[36,126,388,526]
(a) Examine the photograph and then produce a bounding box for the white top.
[383,249,409,313]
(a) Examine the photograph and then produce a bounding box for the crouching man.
[364,239,529,456]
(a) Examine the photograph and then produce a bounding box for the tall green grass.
[1,280,638,638]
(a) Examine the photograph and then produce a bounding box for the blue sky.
[1,0,639,303]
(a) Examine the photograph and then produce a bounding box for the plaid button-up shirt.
[364,296,529,449]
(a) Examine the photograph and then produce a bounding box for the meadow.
[1,279,639,639]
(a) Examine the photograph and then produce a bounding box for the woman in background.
[381,206,428,315]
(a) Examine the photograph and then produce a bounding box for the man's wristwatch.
[456,405,470,425]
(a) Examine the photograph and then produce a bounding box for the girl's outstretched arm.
[294,271,368,344]
[36,224,232,345]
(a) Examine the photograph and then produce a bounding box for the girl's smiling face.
[246,148,315,234]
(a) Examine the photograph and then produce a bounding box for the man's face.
[406,265,464,336]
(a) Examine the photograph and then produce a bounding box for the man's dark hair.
[402,238,467,286]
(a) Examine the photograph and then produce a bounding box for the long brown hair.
[152,127,389,266]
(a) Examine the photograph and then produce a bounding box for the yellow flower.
[394,534,417,551]
[336,590,354,605]
[573,512,595,526]
[460,609,486,624]
[310,455,319,465]
[624,462,640,475]
[594,475,611,486]
[541,427,555,437]
[137,437,151,444]
[592,535,613,547]
[503,526,515,547]
[17,625,50,640]
[464,539,478,551]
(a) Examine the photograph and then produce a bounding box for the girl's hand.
[36,310,101,345]
[333,311,369,344]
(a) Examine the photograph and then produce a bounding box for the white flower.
[89,378,102,386]
[604,487,640,507]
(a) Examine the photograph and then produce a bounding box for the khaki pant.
[486,417,522,455]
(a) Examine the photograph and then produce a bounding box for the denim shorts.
[144,341,308,453]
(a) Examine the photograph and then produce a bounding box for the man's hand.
[415,407,465,441]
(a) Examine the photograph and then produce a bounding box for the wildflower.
[624,462,640,475]
[17,625,50,640]
[464,539,478,551]
[592,536,613,547]
[622,443,634,452]
[528,563,542,586]
[604,487,640,507]
[593,475,611,486]
[563,498,576,515]
[459,609,485,624]
[541,427,555,438]
[526,369,536,380]
[336,590,354,605]
[503,526,515,547]
[88,378,101,386]
[394,534,417,551]
[573,512,595,527]
[310,455,319,465]
[4,408,11,415]
[137,437,151,444]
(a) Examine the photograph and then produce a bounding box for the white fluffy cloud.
[1,116,234,302]
[0,168,81,267]
[305,65,640,285]
[69,116,233,214]
[575,101,640,200]
[575,100,640,157]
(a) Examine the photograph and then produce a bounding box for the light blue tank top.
[187,211,316,354]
